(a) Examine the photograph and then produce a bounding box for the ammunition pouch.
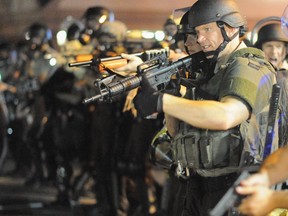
[172,124,244,177]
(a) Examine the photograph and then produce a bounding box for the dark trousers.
[181,172,240,216]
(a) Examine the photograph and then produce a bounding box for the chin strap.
[204,22,240,62]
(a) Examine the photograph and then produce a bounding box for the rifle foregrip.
[107,75,142,96]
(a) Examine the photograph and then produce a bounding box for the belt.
[189,172,239,192]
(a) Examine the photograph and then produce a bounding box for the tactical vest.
[171,47,278,177]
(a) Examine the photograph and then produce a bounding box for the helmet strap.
[205,22,239,62]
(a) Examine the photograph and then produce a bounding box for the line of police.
[0,1,288,216]
[0,6,175,216]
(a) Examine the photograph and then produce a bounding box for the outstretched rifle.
[79,53,192,104]
[68,48,170,72]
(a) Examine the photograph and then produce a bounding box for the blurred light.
[142,31,154,39]
[25,32,30,41]
[282,4,288,36]
[126,30,142,38]
[99,15,107,24]
[49,57,57,66]
[7,128,13,135]
[155,31,165,41]
[245,31,252,41]
[56,30,67,46]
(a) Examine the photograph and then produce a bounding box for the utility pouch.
[199,135,211,169]
[172,126,243,171]
[172,130,200,168]
[207,130,242,169]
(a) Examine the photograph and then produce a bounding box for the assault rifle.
[209,170,250,216]
[80,53,192,104]
[68,48,170,72]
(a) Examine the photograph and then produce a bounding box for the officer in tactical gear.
[253,20,288,192]
[25,22,66,84]
[0,40,17,173]
[23,22,69,192]
[253,20,288,147]
[161,17,178,50]
[132,0,279,215]
[79,6,114,49]
[97,20,128,57]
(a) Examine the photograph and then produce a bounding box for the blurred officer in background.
[24,22,66,84]
[161,17,178,50]
[22,22,70,191]
[253,21,288,149]
[254,21,288,70]
[97,20,128,57]
[79,6,114,51]
[0,40,17,173]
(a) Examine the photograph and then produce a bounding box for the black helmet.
[177,10,195,35]
[66,23,82,41]
[83,6,114,24]
[25,22,52,45]
[188,0,246,28]
[254,23,288,48]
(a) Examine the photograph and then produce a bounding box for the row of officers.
[0,5,187,216]
[0,1,288,216]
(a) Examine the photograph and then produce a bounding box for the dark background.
[0,0,287,43]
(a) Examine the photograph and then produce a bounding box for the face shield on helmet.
[177,10,195,36]
[150,127,173,169]
[174,8,197,55]
[171,7,198,56]
[188,0,246,60]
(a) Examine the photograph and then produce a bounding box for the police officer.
[149,9,211,216]
[253,21,288,147]
[25,22,66,84]
[22,22,70,193]
[79,6,114,51]
[254,22,288,70]
[132,0,278,215]
[0,40,17,173]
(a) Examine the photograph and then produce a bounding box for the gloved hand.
[133,75,163,118]
[163,78,181,96]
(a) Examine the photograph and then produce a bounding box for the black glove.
[133,75,163,118]
[163,78,181,96]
